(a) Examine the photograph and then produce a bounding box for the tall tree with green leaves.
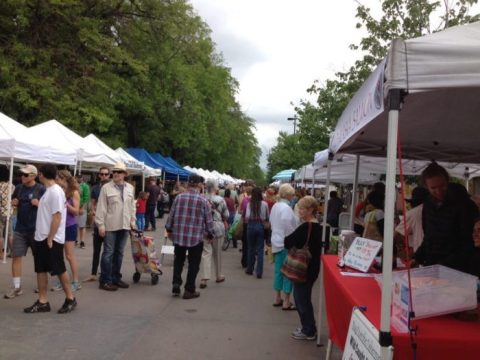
[0,0,261,180]
[267,0,479,181]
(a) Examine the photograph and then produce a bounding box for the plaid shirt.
[165,188,214,247]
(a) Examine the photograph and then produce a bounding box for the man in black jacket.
[414,163,478,272]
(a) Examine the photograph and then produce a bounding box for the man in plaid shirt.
[166,175,214,299]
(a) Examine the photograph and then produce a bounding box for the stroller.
[130,230,162,285]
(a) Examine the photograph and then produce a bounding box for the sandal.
[272,299,284,307]
[200,280,207,289]
[215,277,225,283]
[282,304,296,311]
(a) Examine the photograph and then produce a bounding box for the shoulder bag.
[281,222,312,283]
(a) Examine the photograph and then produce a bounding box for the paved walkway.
[0,219,343,360]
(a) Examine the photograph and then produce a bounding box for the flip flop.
[282,304,296,311]
[215,277,225,283]
[272,300,284,307]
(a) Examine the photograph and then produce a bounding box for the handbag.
[281,222,312,283]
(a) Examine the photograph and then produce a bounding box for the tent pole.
[380,91,402,359]
[162,171,165,187]
[142,172,145,192]
[317,153,332,346]
[311,168,316,195]
[349,155,360,230]
[3,157,14,264]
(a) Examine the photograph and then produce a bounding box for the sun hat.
[111,162,128,174]
[19,164,38,176]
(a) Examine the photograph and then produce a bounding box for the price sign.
[343,237,382,272]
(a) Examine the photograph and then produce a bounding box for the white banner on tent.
[330,59,385,154]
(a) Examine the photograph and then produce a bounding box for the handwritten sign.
[343,237,382,272]
[343,308,393,360]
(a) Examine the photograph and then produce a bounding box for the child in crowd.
[136,191,147,231]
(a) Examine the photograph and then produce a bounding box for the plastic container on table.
[376,265,478,332]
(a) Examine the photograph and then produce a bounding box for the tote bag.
[281,222,312,283]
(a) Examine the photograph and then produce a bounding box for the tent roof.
[0,113,76,164]
[149,153,190,180]
[29,120,116,165]
[272,169,296,181]
[330,21,480,163]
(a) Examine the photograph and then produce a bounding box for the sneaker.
[183,290,200,299]
[58,298,77,314]
[24,300,51,313]
[4,286,23,299]
[50,281,63,292]
[80,241,85,249]
[172,284,181,296]
[291,328,316,341]
[71,281,82,292]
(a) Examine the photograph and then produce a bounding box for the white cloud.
[190,0,369,168]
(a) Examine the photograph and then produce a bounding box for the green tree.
[0,0,261,180]
[268,0,480,179]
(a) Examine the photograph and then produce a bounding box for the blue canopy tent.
[272,169,296,181]
[150,153,191,181]
[126,148,165,169]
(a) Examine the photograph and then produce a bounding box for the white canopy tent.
[28,120,117,169]
[0,113,77,262]
[0,113,76,165]
[325,21,480,359]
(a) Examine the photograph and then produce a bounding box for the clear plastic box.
[377,265,478,332]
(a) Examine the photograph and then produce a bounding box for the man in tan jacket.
[95,162,136,291]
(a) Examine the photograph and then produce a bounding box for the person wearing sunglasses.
[83,167,110,283]
[4,164,45,299]
[95,162,136,291]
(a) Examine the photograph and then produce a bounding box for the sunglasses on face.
[21,173,33,177]
[112,170,123,174]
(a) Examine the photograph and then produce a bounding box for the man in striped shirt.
[166,175,214,299]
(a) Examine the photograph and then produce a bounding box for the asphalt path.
[0,218,343,360]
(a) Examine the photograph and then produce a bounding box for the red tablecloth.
[322,254,480,360]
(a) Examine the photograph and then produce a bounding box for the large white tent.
[0,113,76,165]
[28,120,117,167]
[327,21,480,359]
[0,113,77,262]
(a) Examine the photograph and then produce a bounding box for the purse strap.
[304,221,312,249]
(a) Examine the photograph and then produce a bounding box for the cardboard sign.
[343,237,382,272]
[343,308,393,360]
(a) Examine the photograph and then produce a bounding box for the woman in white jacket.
[269,184,297,310]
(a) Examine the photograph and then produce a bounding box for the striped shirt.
[165,188,214,247]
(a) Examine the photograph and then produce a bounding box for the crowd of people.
[0,162,324,342]
[2,160,480,342]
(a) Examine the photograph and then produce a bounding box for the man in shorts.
[75,174,90,249]
[4,164,45,299]
[24,163,77,314]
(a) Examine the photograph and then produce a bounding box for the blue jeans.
[100,230,129,285]
[146,204,156,230]
[136,214,145,231]
[246,222,265,276]
[293,280,316,336]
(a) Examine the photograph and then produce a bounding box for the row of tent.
[0,112,241,184]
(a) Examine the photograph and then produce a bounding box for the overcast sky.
[189,0,375,168]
